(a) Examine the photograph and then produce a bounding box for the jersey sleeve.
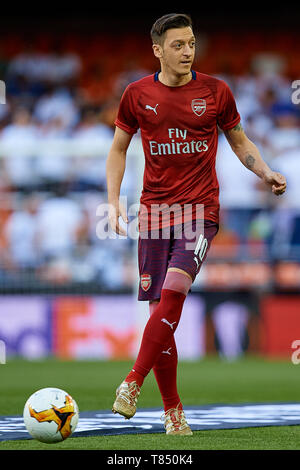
[114,84,139,135]
[216,80,240,131]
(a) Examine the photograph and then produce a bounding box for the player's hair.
[151,13,193,45]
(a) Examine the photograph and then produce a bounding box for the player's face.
[153,27,195,77]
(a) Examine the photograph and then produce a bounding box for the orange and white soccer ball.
[23,387,79,443]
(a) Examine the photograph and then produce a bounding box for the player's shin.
[149,300,182,412]
[153,336,181,412]
[126,288,186,382]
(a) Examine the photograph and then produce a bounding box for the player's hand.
[108,200,128,236]
[263,171,287,196]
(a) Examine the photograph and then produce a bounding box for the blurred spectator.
[46,40,82,86]
[7,40,48,84]
[85,244,128,289]
[0,103,11,130]
[264,105,300,157]
[33,85,80,129]
[272,148,300,211]
[0,191,14,271]
[269,148,300,259]
[63,208,98,283]
[234,57,293,158]
[7,39,81,87]
[234,73,262,124]
[35,183,83,261]
[0,107,39,190]
[216,133,267,250]
[35,116,73,186]
[237,85,275,151]
[250,53,290,103]
[5,73,46,109]
[71,107,113,191]
[4,194,40,270]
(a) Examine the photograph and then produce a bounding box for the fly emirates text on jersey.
[149,128,208,156]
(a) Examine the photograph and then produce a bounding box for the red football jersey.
[115,71,240,229]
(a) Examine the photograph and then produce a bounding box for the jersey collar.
[154,70,196,82]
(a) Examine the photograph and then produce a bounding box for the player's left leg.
[151,299,180,412]
[112,270,191,422]
[150,268,192,412]
[152,268,192,408]
[151,220,218,433]
[150,272,194,435]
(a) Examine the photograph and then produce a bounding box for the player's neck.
[158,70,192,87]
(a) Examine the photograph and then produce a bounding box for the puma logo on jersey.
[145,104,159,115]
[161,318,176,330]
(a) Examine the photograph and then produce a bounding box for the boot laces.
[161,404,188,431]
[118,381,140,406]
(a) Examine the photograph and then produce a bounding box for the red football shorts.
[138,219,218,301]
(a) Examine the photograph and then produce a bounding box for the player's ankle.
[164,400,183,412]
[125,369,145,388]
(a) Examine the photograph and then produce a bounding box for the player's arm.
[106,126,133,235]
[224,122,287,195]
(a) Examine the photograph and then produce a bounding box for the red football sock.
[153,336,181,411]
[125,369,145,387]
[125,288,186,388]
[152,271,192,410]
[146,301,180,411]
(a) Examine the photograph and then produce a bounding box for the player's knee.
[162,270,192,296]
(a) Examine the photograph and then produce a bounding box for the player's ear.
[152,43,163,59]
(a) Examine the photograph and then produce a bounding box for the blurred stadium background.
[0,8,299,365]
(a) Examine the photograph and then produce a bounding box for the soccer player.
[106,13,286,435]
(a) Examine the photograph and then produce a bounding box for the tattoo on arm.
[224,122,244,144]
[232,123,243,132]
[245,154,255,169]
[225,124,259,173]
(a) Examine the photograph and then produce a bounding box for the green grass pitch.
[1,356,300,450]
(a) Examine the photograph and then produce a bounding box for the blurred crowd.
[216,57,300,261]
[0,31,299,289]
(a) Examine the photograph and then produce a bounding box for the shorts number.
[194,234,208,262]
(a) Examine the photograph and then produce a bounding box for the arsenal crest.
[141,273,152,292]
[191,99,206,116]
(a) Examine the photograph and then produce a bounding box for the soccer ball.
[23,387,79,443]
